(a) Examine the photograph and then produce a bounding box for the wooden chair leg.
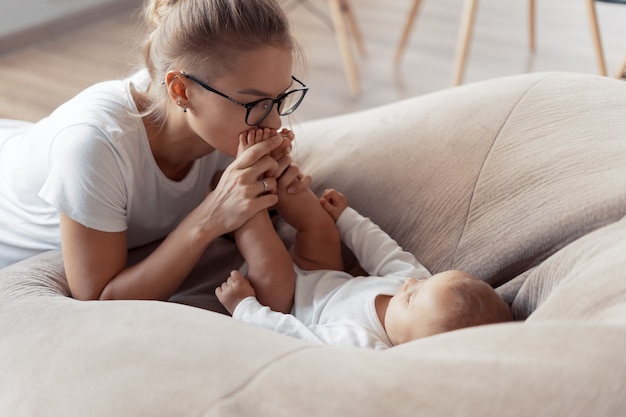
[327,0,360,94]
[452,0,480,86]
[586,0,608,76]
[529,0,536,50]
[393,0,423,64]
[340,0,366,57]
[616,55,626,79]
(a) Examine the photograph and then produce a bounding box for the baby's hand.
[215,270,257,315]
[320,189,348,221]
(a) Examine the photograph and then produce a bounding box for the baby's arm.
[219,272,386,348]
[335,204,430,279]
[275,168,343,272]
[230,129,295,314]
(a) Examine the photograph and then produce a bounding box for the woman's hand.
[240,127,311,195]
[275,128,311,194]
[272,128,294,177]
[276,163,312,195]
[191,133,284,238]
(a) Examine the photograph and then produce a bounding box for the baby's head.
[384,270,512,345]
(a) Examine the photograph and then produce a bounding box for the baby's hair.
[139,0,303,124]
[427,272,512,335]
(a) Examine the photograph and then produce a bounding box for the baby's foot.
[237,128,274,157]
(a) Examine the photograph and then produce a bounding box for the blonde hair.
[140,0,301,123]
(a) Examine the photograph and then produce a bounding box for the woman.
[0,0,309,306]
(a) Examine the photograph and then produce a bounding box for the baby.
[216,130,511,349]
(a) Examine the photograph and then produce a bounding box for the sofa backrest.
[292,72,626,320]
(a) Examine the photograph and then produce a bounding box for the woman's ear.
[165,71,188,104]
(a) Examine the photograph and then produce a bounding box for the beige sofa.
[2,72,625,416]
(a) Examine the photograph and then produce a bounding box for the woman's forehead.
[215,46,293,95]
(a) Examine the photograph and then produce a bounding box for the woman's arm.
[61,213,221,300]
[63,135,284,301]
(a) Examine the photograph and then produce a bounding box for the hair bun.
[145,0,183,27]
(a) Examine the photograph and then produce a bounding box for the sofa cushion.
[2,72,626,416]
[292,72,626,288]
[514,214,626,323]
[1,252,625,417]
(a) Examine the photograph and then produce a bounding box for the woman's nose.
[258,108,282,131]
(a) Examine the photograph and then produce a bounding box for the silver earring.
[183,105,187,113]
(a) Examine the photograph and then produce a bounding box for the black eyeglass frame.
[181,71,308,126]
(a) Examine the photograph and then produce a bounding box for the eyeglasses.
[181,71,308,126]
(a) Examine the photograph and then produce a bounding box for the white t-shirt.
[233,207,431,349]
[0,70,233,268]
